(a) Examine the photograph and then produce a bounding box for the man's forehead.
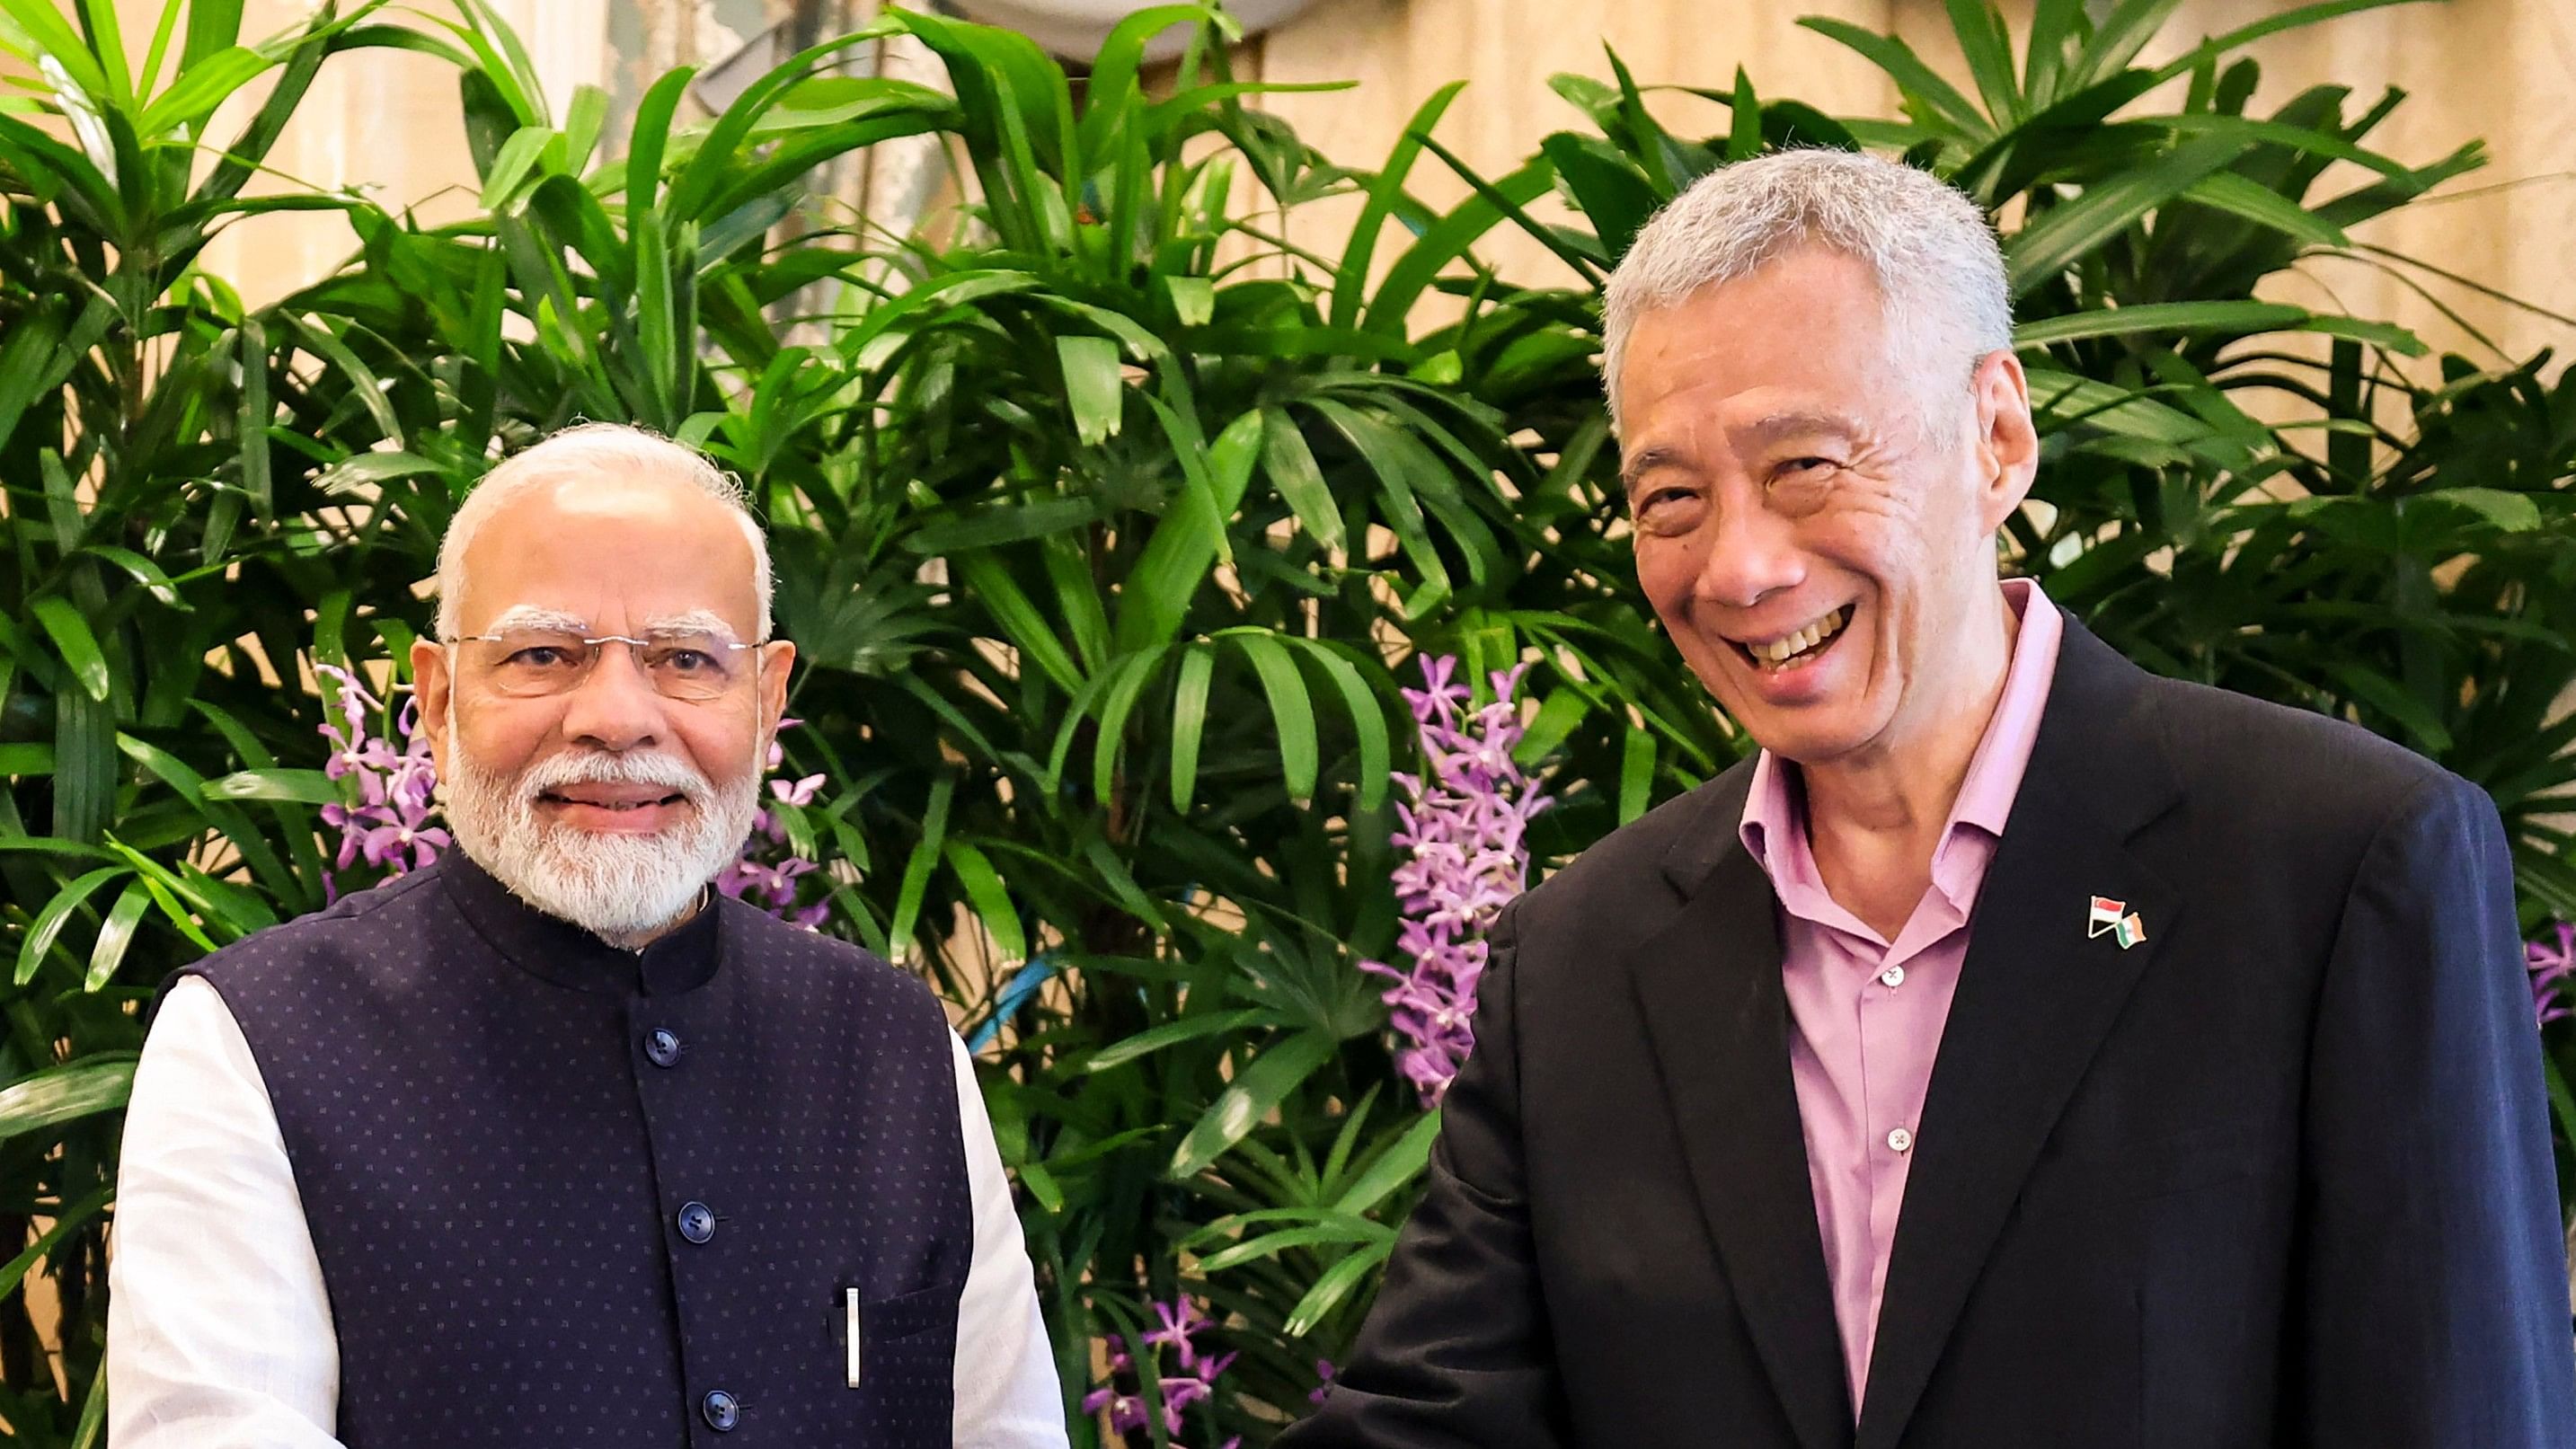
[453,475,761,637]
[481,468,739,529]
[1618,277,1906,474]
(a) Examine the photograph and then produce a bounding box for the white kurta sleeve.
[946,1033,1071,1447]
[108,976,345,1449]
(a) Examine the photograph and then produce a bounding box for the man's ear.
[411,638,453,781]
[1970,348,2040,535]
[757,639,796,738]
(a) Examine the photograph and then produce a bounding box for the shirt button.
[677,1201,716,1244]
[702,1389,740,1431]
[1886,1127,1914,1153]
[1879,965,1906,988]
[644,1028,682,1068]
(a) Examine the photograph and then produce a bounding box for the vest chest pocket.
[830,1279,966,1389]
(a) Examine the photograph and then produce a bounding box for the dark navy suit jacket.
[1287,614,2576,1449]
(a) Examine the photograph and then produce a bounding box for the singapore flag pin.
[2087,895,2147,950]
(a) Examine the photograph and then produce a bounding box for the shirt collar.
[1943,577,2061,839]
[438,848,722,998]
[1739,577,2063,886]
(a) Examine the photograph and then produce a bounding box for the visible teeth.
[1749,608,1847,668]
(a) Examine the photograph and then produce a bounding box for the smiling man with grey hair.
[109,422,1070,1447]
[1290,149,2572,1448]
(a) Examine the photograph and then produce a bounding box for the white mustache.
[518,751,710,805]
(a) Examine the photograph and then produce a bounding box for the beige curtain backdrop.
[140,0,2574,367]
[173,0,610,293]
[1249,0,2574,367]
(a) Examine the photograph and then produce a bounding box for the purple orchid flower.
[2531,922,2575,1029]
[717,719,831,929]
[1360,657,1552,1108]
[1085,1295,1239,1447]
[314,666,449,901]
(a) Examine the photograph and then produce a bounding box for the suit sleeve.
[2296,773,2576,1446]
[1279,899,1571,1449]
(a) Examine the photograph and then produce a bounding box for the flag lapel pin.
[2087,895,2146,950]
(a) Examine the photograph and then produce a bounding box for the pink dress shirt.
[1737,578,2063,1409]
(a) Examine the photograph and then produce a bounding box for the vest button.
[702,1389,739,1431]
[677,1201,716,1244]
[644,1028,682,1068]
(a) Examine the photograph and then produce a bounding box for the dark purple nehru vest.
[178,852,972,1447]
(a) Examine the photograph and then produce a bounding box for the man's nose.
[1694,495,1806,611]
[556,643,665,752]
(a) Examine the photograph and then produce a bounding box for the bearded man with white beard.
[106,424,1069,1448]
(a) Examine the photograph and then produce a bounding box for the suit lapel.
[1631,767,1854,1449]
[1854,618,2183,1449]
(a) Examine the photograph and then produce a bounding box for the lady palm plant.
[742,12,1545,1427]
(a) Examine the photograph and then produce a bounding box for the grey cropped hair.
[1600,148,2014,442]
[433,422,773,641]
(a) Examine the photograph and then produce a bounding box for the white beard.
[442,718,759,944]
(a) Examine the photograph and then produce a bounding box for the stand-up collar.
[438,848,721,998]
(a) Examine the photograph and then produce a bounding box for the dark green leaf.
[1283,1241,1392,1336]
[15,866,128,986]
[1057,334,1125,446]
[1261,407,1344,551]
[0,1188,111,1302]
[944,840,1027,966]
[478,123,554,210]
[1798,17,1992,138]
[1944,0,2023,124]
[1169,643,1215,812]
[904,497,1102,555]
[1288,638,1393,814]
[205,768,341,804]
[31,597,111,702]
[1332,81,1465,330]
[2005,134,2248,297]
[84,880,152,992]
[0,1056,137,1144]
[1619,724,1656,825]
[1088,1008,1272,1073]
[1233,633,1320,806]
[1169,1029,1337,1179]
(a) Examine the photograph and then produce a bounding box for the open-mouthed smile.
[1726,605,1855,673]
